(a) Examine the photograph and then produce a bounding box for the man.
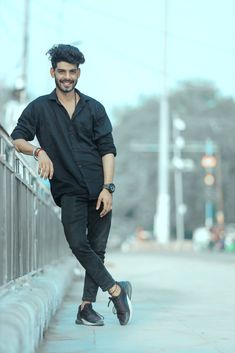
[11,44,132,326]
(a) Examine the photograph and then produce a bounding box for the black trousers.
[61,194,116,302]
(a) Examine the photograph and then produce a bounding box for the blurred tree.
[112,80,235,240]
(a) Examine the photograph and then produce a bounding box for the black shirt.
[11,89,116,207]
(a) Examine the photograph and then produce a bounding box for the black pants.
[61,194,116,302]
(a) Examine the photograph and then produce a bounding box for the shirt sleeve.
[10,102,37,141]
[93,102,117,157]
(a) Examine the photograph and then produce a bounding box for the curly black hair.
[46,44,85,69]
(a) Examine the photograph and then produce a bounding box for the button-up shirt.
[11,89,116,207]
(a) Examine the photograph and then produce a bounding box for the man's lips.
[61,81,73,86]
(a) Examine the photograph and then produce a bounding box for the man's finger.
[100,199,111,216]
[43,166,50,179]
[100,209,107,217]
[44,166,49,178]
[101,199,109,213]
[49,163,54,179]
[96,197,102,210]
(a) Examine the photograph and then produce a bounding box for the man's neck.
[56,88,76,103]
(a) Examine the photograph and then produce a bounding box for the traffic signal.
[204,173,215,186]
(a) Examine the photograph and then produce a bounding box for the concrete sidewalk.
[37,250,235,353]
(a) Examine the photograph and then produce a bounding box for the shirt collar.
[48,88,91,103]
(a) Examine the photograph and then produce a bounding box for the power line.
[167,32,235,56]
[76,0,235,57]
[76,1,158,34]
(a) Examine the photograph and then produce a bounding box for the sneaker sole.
[75,318,104,326]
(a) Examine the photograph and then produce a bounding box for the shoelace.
[108,297,117,314]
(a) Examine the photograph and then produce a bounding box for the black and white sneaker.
[109,281,133,325]
[75,303,104,326]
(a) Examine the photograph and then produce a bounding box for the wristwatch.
[103,183,115,193]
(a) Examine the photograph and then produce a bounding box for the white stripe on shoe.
[127,294,133,324]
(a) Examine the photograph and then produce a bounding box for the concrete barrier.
[0,256,76,353]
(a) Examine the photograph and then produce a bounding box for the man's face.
[50,61,80,93]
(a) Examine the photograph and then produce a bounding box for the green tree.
[112,80,235,240]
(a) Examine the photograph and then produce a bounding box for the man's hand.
[96,188,112,217]
[38,151,54,180]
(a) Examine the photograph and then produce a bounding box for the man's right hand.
[38,151,54,180]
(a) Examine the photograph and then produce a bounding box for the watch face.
[109,183,115,192]
[103,183,115,193]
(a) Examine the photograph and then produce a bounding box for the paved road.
[37,250,235,353]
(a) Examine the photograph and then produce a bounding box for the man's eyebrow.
[57,68,77,72]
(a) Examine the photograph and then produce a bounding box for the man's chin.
[58,86,75,93]
[63,88,73,93]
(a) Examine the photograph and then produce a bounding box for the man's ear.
[50,67,55,78]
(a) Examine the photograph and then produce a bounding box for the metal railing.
[0,126,69,288]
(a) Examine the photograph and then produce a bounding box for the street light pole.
[21,0,29,101]
[154,0,170,243]
[173,117,186,242]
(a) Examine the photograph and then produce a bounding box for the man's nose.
[65,72,71,79]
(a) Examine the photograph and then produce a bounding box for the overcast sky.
[0,0,235,115]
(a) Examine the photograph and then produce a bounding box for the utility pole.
[154,0,170,243]
[173,116,186,242]
[21,0,29,101]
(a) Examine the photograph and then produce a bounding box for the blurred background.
[1,0,235,251]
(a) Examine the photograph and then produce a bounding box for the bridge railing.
[0,126,69,288]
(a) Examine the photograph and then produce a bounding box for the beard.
[55,76,78,93]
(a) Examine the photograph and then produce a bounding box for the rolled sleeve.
[93,102,116,156]
[11,102,37,141]
[96,132,117,157]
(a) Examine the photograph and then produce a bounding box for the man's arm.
[12,138,54,180]
[96,153,115,217]
[102,153,115,184]
[12,138,36,154]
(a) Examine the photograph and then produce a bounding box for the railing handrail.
[0,125,68,287]
[0,125,59,213]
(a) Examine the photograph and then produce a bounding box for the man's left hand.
[96,189,112,217]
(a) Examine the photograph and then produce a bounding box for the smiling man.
[10,44,132,326]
